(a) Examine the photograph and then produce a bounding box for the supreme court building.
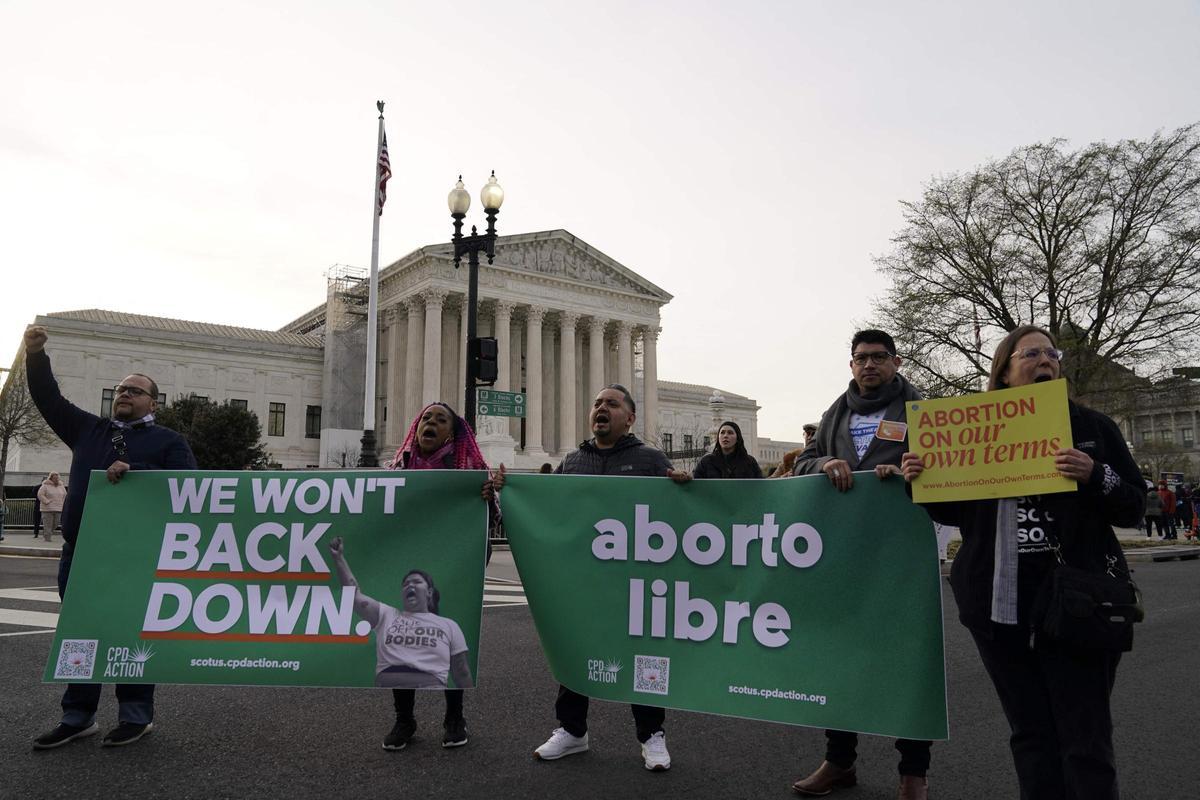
[6,230,798,479]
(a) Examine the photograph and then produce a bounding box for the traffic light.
[470,337,498,385]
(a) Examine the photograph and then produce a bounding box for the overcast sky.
[3,0,1196,441]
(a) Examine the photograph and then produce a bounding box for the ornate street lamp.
[448,172,504,430]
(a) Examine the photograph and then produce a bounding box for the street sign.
[476,388,526,418]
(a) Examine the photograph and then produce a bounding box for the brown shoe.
[898,775,928,800]
[792,760,857,796]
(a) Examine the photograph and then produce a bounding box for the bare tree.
[1133,442,1194,483]
[327,442,361,468]
[872,124,1200,406]
[0,363,57,494]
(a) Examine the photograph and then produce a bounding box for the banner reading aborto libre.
[907,378,1074,503]
[503,473,948,741]
[46,471,487,689]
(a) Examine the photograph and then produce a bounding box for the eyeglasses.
[113,384,151,398]
[1010,347,1064,362]
[851,351,895,365]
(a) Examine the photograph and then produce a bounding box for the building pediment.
[381,229,672,305]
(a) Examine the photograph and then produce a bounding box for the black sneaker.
[101,722,153,746]
[383,717,416,751]
[33,722,100,749]
[442,716,468,748]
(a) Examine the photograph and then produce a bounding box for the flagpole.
[358,101,386,467]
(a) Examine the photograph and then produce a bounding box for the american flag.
[376,131,392,215]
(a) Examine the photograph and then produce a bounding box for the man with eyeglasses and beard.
[790,329,931,800]
[23,325,196,750]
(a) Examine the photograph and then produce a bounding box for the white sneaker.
[641,731,671,771]
[534,727,589,760]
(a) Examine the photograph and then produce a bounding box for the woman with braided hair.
[330,402,499,752]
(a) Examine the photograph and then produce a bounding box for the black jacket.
[693,452,763,479]
[555,434,672,477]
[919,402,1145,632]
[26,349,197,546]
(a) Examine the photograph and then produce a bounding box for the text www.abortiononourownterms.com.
[728,684,827,705]
[190,657,301,672]
[920,470,1061,490]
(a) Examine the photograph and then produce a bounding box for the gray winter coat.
[793,375,923,474]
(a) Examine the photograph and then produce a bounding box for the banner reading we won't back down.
[46,470,487,689]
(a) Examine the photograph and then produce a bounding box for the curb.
[0,545,62,559]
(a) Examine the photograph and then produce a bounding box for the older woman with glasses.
[901,325,1144,800]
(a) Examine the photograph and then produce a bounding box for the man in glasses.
[790,329,931,800]
[23,325,196,750]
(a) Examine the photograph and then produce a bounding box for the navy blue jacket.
[26,350,197,545]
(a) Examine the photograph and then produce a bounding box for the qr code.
[54,639,98,680]
[633,654,670,695]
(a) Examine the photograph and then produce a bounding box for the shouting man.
[25,325,196,750]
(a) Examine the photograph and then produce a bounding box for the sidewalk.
[0,530,63,558]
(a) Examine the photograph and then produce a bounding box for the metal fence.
[1,498,37,528]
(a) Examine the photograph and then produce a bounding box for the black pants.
[1144,515,1163,536]
[970,625,1120,800]
[824,730,932,777]
[393,688,463,721]
[555,684,663,743]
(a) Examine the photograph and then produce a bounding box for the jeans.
[555,684,664,743]
[57,544,154,727]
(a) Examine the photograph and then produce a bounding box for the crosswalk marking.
[0,608,59,628]
[0,588,61,603]
[0,585,60,635]
[483,579,527,607]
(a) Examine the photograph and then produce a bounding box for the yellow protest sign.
[907,379,1075,503]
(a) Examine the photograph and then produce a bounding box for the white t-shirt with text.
[374,606,468,685]
[848,410,886,461]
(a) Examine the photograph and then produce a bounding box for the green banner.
[503,473,948,740]
[46,470,487,689]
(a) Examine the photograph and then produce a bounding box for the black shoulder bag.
[1037,539,1143,652]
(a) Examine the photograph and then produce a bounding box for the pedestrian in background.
[1157,481,1178,540]
[1144,488,1164,539]
[693,421,762,479]
[36,472,67,544]
[902,324,1143,800]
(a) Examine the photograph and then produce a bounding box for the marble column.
[542,319,557,454]
[421,289,447,405]
[588,317,606,400]
[642,326,660,444]
[474,300,517,465]
[559,312,580,453]
[508,315,524,441]
[458,298,469,411]
[493,301,514,392]
[441,301,460,408]
[385,307,405,449]
[403,295,424,428]
[524,306,548,458]
[616,321,635,392]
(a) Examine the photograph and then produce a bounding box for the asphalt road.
[1,552,1197,800]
